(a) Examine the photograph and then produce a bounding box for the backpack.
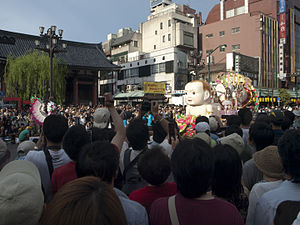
[121,148,147,195]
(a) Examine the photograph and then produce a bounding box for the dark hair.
[90,127,116,142]
[281,118,292,131]
[126,119,149,150]
[196,116,209,125]
[226,115,242,127]
[212,144,243,203]
[171,138,214,198]
[278,130,300,183]
[39,176,127,225]
[152,122,167,144]
[63,125,90,161]
[138,147,171,185]
[284,110,295,123]
[255,113,271,124]
[249,122,274,151]
[76,141,119,183]
[43,114,68,143]
[238,108,253,126]
[225,125,243,137]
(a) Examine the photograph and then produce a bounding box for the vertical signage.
[280,13,286,41]
[279,0,286,13]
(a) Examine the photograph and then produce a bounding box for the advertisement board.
[280,13,286,39]
[279,0,286,14]
[144,82,166,94]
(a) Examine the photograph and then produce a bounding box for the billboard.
[280,13,286,40]
[144,82,166,94]
[279,0,286,13]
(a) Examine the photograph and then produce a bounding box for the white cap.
[0,160,44,225]
[93,108,110,129]
[219,133,245,155]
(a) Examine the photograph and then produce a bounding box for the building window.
[206,33,213,38]
[160,22,163,29]
[220,46,225,52]
[183,32,194,47]
[154,45,156,49]
[232,44,240,51]
[159,63,166,72]
[219,31,225,37]
[133,41,138,47]
[168,34,171,41]
[155,30,157,35]
[154,58,156,62]
[232,27,240,34]
[163,35,165,42]
[162,56,165,60]
[168,19,171,27]
[151,64,159,74]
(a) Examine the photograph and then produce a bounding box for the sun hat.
[93,108,110,129]
[219,133,244,155]
[253,145,284,179]
[195,122,210,133]
[0,160,44,225]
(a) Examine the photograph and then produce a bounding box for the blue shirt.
[114,188,149,225]
[254,180,300,225]
[147,114,154,127]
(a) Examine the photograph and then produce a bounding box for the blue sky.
[1,0,219,43]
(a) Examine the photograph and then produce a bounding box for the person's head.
[0,139,9,170]
[62,125,90,161]
[196,116,209,125]
[39,176,127,225]
[76,141,119,184]
[0,160,44,225]
[224,125,243,137]
[171,138,214,198]
[93,108,110,129]
[138,147,171,186]
[185,80,211,106]
[16,141,36,158]
[211,144,243,200]
[126,119,149,150]
[278,130,300,183]
[209,116,219,133]
[238,108,253,126]
[152,122,167,144]
[249,122,274,151]
[284,110,295,123]
[269,110,284,129]
[219,133,244,156]
[253,145,284,180]
[43,114,68,144]
[195,122,210,135]
[226,115,242,127]
[255,112,271,124]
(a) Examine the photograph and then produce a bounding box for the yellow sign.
[144,82,166,94]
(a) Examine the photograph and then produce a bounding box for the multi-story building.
[199,0,300,90]
[100,0,202,103]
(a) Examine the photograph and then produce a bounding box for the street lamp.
[207,44,227,83]
[35,26,67,99]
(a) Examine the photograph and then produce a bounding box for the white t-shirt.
[25,149,71,202]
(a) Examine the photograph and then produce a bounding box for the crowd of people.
[0,95,300,225]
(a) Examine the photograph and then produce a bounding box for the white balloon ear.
[204,90,210,101]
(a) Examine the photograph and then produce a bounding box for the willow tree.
[4,50,67,104]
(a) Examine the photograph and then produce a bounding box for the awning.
[114,90,144,99]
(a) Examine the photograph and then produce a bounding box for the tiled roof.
[205,4,220,25]
[111,32,135,47]
[0,29,119,70]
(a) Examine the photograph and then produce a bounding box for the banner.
[280,13,286,40]
[279,0,286,13]
[144,82,166,94]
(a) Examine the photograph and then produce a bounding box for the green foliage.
[4,50,66,104]
[279,88,292,106]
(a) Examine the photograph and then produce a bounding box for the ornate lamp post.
[207,44,227,83]
[35,26,67,99]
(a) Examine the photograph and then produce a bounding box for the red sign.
[280,13,286,39]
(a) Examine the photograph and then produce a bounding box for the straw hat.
[253,145,284,179]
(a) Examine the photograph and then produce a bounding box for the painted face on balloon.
[185,82,209,106]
